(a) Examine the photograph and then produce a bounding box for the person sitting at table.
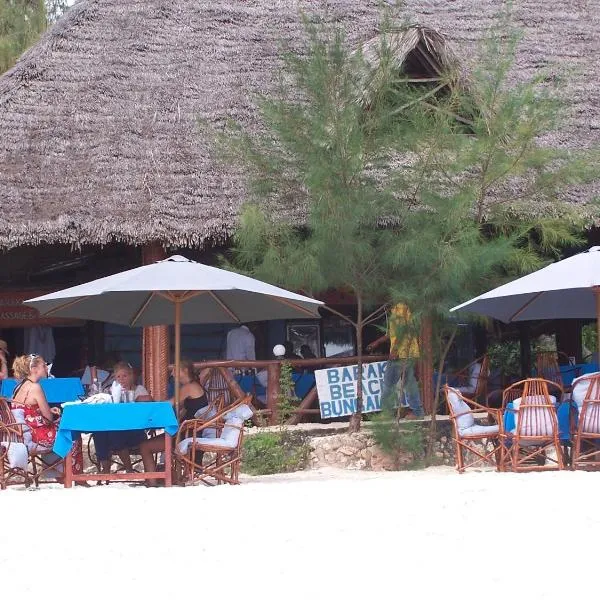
[138,360,207,485]
[11,353,83,475]
[93,361,152,476]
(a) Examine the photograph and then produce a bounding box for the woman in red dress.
[11,354,83,476]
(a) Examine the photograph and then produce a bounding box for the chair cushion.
[447,388,475,432]
[0,441,28,470]
[572,372,600,410]
[516,402,555,437]
[459,424,499,437]
[469,361,482,391]
[225,404,253,421]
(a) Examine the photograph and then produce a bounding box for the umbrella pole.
[174,299,182,418]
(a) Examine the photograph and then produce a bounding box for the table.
[53,402,178,487]
[1,377,84,404]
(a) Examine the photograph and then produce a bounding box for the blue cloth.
[235,373,316,400]
[503,401,575,442]
[53,402,178,458]
[93,430,148,460]
[1,377,84,404]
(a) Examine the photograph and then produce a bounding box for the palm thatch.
[0,0,598,250]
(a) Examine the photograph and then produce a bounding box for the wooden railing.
[188,355,388,426]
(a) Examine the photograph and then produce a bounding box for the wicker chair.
[0,397,31,489]
[175,394,253,486]
[0,396,67,488]
[444,385,502,473]
[571,373,600,470]
[501,378,565,472]
[453,355,490,403]
[535,351,578,391]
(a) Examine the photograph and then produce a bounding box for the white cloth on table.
[226,325,256,361]
[0,441,28,470]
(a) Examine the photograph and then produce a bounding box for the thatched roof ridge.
[0,0,598,250]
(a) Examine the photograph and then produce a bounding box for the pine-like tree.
[218,9,595,432]
[0,0,46,74]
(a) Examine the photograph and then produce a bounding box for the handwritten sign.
[315,361,386,419]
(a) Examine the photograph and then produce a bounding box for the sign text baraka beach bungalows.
[315,361,387,419]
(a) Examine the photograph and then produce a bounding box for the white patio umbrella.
[451,246,600,346]
[24,255,323,410]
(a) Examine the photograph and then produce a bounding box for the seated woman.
[139,360,207,485]
[93,361,152,475]
[11,353,83,476]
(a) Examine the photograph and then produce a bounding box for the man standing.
[367,304,424,418]
[226,324,256,361]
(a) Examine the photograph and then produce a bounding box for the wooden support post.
[142,244,169,400]
[286,386,318,425]
[267,363,281,425]
[419,317,434,414]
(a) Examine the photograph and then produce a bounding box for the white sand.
[2,467,598,599]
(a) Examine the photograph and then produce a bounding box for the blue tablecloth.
[53,402,178,458]
[1,377,84,404]
[504,401,575,442]
[235,372,315,399]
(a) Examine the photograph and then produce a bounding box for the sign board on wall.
[0,291,80,328]
[315,361,387,419]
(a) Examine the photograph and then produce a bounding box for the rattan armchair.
[571,373,600,470]
[501,378,565,472]
[444,385,502,473]
[175,394,253,486]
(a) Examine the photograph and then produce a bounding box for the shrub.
[371,416,426,470]
[242,431,310,475]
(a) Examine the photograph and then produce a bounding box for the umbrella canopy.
[25,255,323,407]
[24,255,322,325]
[451,246,600,345]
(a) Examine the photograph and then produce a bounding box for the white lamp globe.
[273,344,286,357]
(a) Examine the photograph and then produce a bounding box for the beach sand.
[2,467,598,599]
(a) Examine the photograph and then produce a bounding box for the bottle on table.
[90,366,100,396]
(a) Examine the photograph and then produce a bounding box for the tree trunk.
[348,294,364,433]
[426,325,458,459]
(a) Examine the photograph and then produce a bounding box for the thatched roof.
[0,0,598,250]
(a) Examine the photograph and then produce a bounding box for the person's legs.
[382,359,401,410]
[403,359,424,417]
[93,432,111,474]
[139,434,166,485]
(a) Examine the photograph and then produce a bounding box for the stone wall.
[308,420,475,471]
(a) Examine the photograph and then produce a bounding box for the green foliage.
[371,415,426,469]
[0,0,46,74]
[217,6,596,425]
[487,340,521,382]
[277,360,296,424]
[241,431,310,475]
[582,324,597,358]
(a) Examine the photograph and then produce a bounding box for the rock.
[338,445,356,457]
